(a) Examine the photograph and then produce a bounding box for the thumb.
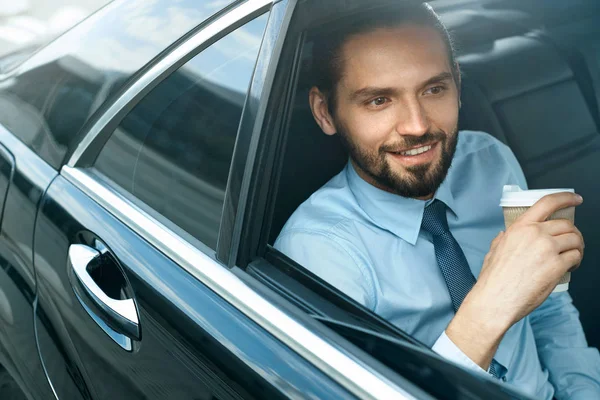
[518,192,582,223]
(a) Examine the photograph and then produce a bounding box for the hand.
[470,192,584,328]
[446,192,584,369]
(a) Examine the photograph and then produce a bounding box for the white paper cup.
[500,185,576,293]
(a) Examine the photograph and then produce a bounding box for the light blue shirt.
[275,130,600,399]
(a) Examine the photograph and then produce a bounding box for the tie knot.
[421,199,450,236]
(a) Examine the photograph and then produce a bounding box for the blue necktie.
[421,199,504,379]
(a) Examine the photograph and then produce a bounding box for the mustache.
[379,130,447,154]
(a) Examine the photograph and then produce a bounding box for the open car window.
[233,0,545,399]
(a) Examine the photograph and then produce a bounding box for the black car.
[0,0,598,399]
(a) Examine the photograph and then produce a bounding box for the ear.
[309,86,337,136]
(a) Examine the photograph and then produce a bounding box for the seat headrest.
[269,93,348,243]
[441,8,533,49]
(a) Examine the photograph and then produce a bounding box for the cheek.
[423,96,459,131]
[343,109,398,149]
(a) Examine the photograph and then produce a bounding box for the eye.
[370,97,388,106]
[424,86,446,96]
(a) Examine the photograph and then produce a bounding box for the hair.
[311,2,459,116]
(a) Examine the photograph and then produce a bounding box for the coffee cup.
[500,185,576,293]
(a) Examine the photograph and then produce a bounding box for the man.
[275,2,600,399]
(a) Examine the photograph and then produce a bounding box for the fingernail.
[577,195,584,203]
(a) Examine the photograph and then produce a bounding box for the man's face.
[312,24,460,199]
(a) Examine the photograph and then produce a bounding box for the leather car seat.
[271,12,600,349]
[458,34,600,348]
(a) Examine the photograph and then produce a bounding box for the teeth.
[400,145,432,156]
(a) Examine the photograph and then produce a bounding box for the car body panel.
[0,125,57,399]
[33,173,356,399]
[27,0,360,399]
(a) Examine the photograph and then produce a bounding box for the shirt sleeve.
[432,331,491,376]
[498,139,600,396]
[274,230,377,309]
[497,140,600,395]
[529,292,600,399]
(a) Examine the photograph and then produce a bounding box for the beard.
[336,122,458,198]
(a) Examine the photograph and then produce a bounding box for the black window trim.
[218,0,294,265]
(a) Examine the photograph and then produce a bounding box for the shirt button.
[501,376,507,382]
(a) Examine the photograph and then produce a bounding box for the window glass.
[94,14,270,250]
[0,0,237,169]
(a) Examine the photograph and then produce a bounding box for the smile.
[387,142,439,167]
[398,145,433,156]
[389,142,437,156]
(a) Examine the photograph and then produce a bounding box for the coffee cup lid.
[500,185,575,207]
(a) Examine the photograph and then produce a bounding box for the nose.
[395,98,430,137]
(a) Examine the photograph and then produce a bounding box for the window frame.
[233,0,429,340]
[90,11,273,254]
[233,0,441,374]
[231,1,539,399]
[65,0,275,262]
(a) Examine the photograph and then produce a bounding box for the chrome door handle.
[68,244,139,337]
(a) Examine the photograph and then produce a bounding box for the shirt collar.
[434,165,457,217]
[346,161,457,245]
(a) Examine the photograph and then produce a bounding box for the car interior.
[234,0,600,393]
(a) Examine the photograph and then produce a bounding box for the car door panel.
[0,125,57,399]
[33,174,355,399]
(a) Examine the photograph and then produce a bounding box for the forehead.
[338,24,452,91]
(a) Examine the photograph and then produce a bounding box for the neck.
[416,193,434,201]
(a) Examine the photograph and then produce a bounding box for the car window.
[93,13,270,251]
[0,0,238,169]
[237,1,544,398]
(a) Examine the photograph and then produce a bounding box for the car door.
[0,127,56,399]
[31,1,366,399]
[0,1,251,398]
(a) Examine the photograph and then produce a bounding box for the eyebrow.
[349,71,454,102]
[350,86,399,103]
[418,72,454,90]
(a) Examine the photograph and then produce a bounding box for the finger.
[559,249,583,272]
[541,219,578,236]
[518,193,582,223]
[575,226,585,252]
[569,263,581,273]
[575,227,585,265]
[542,221,585,261]
[567,225,586,254]
[555,232,584,254]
